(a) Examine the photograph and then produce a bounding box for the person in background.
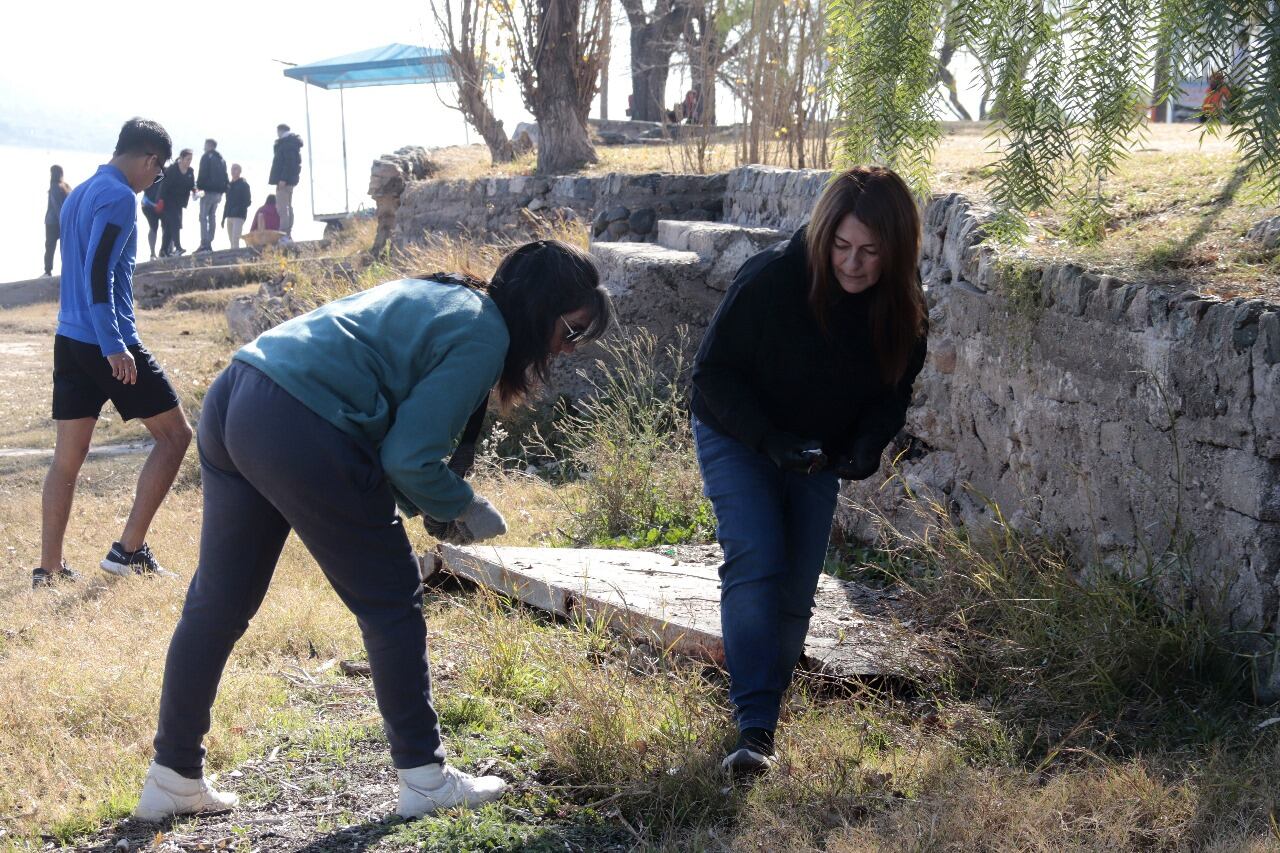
[34,117,193,589]
[141,178,163,261]
[222,164,251,250]
[43,165,72,276]
[195,139,229,253]
[250,194,280,233]
[690,165,928,777]
[1201,70,1231,121]
[159,149,196,257]
[268,124,303,237]
[134,241,612,822]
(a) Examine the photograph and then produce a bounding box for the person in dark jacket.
[221,164,252,249]
[159,149,196,257]
[43,165,72,276]
[141,179,163,260]
[267,123,303,237]
[690,165,928,777]
[195,139,229,252]
[134,240,613,822]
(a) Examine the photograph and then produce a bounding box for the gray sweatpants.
[153,361,445,775]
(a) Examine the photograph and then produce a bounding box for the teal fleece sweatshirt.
[234,278,509,521]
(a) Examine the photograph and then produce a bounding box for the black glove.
[760,431,827,473]
[422,495,507,546]
[447,441,477,479]
[834,446,881,481]
[423,514,460,541]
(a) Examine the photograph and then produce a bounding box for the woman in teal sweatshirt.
[136,240,611,823]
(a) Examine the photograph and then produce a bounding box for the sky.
[0,0,721,207]
[1,0,537,211]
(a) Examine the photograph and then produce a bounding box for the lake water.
[0,143,325,284]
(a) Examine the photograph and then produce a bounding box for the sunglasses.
[560,315,587,344]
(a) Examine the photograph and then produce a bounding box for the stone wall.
[837,192,1280,693]
[233,157,1280,692]
[723,165,830,231]
[393,172,725,245]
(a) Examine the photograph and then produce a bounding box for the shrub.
[537,329,716,549]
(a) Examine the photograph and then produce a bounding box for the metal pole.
[340,85,350,215]
[600,10,610,120]
[304,78,317,220]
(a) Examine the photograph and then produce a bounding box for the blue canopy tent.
[282,44,498,221]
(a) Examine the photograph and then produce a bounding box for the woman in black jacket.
[159,149,196,257]
[690,166,928,775]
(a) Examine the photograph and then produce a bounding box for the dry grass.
[5,258,1280,848]
[274,217,588,312]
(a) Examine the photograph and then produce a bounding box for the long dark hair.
[49,165,69,194]
[806,166,927,385]
[421,240,612,406]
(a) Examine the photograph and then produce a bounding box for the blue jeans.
[693,416,840,732]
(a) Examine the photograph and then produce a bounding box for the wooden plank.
[436,545,922,679]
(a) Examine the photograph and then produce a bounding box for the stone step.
[654,220,788,291]
[550,241,720,396]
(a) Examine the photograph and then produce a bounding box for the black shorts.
[52,334,180,421]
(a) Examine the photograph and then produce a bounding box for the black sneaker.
[721,727,776,778]
[32,561,82,589]
[101,542,176,578]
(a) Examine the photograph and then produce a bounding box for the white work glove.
[425,494,507,545]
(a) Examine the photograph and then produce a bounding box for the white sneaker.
[133,762,239,821]
[396,762,507,818]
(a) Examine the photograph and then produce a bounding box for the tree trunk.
[459,82,516,162]
[622,0,690,123]
[684,4,721,125]
[630,49,672,121]
[534,0,598,173]
[935,40,972,121]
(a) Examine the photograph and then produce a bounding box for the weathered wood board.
[434,545,923,680]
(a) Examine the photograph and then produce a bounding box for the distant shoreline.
[0,130,109,154]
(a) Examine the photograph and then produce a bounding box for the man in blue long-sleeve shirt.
[34,118,194,588]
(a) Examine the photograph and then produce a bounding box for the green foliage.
[828,0,1280,243]
[828,0,946,195]
[540,329,717,549]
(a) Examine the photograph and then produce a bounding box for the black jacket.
[45,183,68,226]
[197,150,229,193]
[268,133,304,186]
[223,177,252,222]
[691,227,927,461]
[159,163,195,208]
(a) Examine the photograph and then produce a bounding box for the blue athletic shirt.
[56,164,139,356]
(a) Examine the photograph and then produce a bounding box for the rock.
[1247,214,1280,249]
[605,205,630,223]
[628,207,657,235]
[606,220,629,240]
[592,208,611,237]
[226,294,266,344]
[512,122,540,147]
[512,131,534,157]
[527,197,547,212]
